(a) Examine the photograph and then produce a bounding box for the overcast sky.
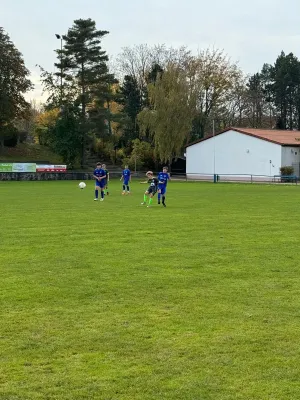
[2,0,300,102]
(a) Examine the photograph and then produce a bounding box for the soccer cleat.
[163,203,166,207]
[94,198,98,201]
[158,201,160,205]
[100,198,104,202]
[141,202,146,205]
[122,191,125,195]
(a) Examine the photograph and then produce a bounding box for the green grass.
[1,180,300,399]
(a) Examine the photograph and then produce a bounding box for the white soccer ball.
[79,182,86,189]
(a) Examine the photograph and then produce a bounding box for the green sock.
[149,197,153,205]
[144,194,147,202]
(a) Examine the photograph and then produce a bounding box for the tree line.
[1,19,300,169]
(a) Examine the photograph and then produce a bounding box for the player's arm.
[107,172,110,182]
[140,178,150,184]
[93,174,100,181]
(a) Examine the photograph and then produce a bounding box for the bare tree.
[186,49,243,137]
[115,44,190,89]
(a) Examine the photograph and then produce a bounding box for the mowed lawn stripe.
[1,181,300,399]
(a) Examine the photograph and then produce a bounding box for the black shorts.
[147,186,157,195]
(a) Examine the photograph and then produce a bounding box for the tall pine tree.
[60,18,113,167]
[118,75,142,142]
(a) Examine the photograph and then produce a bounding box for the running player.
[141,171,159,208]
[102,164,109,196]
[93,162,107,201]
[157,166,170,207]
[121,165,131,195]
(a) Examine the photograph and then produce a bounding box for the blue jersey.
[94,168,106,181]
[158,172,169,187]
[122,169,131,181]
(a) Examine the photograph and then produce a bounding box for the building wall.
[281,147,300,167]
[186,130,282,178]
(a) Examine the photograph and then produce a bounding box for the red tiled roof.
[186,127,300,147]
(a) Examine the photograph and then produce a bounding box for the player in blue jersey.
[121,165,131,195]
[157,166,170,207]
[93,162,107,201]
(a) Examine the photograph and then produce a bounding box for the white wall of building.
[281,147,300,167]
[186,130,282,178]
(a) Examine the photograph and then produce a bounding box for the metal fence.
[0,170,298,184]
[181,173,298,184]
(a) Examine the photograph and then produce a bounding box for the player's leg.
[100,182,105,201]
[162,187,166,207]
[126,183,130,194]
[158,188,161,204]
[148,193,153,206]
[95,182,100,200]
[106,184,109,196]
[148,191,155,207]
[124,180,129,194]
[142,190,149,205]
[122,181,126,194]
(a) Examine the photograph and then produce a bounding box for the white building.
[186,127,300,181]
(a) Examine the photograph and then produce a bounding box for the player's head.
[96,162,101,168]
[146,171,153,178]
[124,165,128,169]
[163,166,168,173]
[102,163,106,169]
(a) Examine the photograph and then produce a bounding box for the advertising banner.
[12,163,36,172]
[0,163,67,172]
[0,163,13,172]
[36,165,67,172]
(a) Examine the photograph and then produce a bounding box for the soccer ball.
[79,182,86,189]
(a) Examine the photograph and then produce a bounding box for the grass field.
[1,180,300,399]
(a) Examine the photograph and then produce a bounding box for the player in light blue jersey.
[157,166,170,207]
[93,162,107,201]
[121,165,131,195]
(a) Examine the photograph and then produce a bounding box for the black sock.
[162,196,165,204]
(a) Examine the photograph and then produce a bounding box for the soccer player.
[141,171,159,208]
[102,164,109,196]
[157,166,170,207]
[121,165,131,195]
[93,162,107,201]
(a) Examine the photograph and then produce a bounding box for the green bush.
[280,166,294,176]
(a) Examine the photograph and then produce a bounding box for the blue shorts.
[123,179,129,186]
[96,180,106,189]
[158,185,167,195]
